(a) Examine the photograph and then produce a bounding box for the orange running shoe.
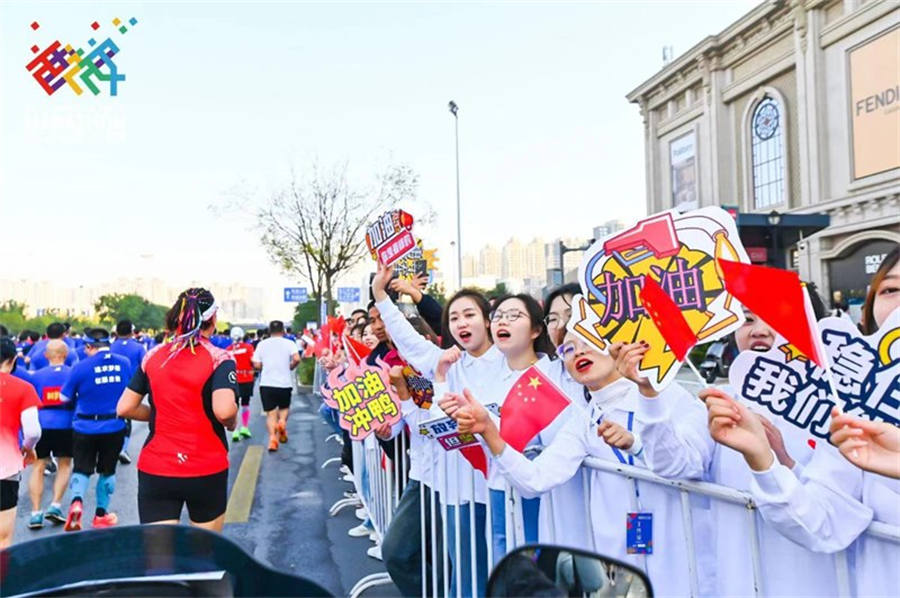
[92,513,118,528]
[278,422,288,444]
[63,501,83,532]
[268,437,279,452]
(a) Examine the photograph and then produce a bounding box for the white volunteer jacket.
[750,440,900,598]
[376,297,504,505]
[531,359,593,549]
[494,377,707,598]
[646,384,838,597]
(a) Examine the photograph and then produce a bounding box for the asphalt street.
[11,387,401,597]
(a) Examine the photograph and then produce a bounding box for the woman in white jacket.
[454,332,709,598]
[704,247,900,598]
[372,262,501,598]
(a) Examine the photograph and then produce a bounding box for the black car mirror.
[487,544,653,598]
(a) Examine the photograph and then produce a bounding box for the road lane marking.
[224,445,263,523]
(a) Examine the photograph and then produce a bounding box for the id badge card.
[626,512,653,555]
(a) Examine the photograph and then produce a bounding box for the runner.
[110,319,147,466]
[252,320,300,453]
[117,287,238,532]
[59,328,131,531]
[227,326,255,442]
[25,340,74,529]
[27,323,78,370]
[0,337,41,549]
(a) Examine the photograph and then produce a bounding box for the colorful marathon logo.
[26,17,139,96]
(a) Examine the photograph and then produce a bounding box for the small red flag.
[639,277,697,362]
[344,336,373,365]
[313,330,331,358]
[500,366,571,453]
[460,445,488,477]
[718,258,825,368]
[327,315,346,338]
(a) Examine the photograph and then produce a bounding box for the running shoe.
[232,429,242,442]
[278,423,288,444]
[268,437,279,452]
[367,545,382,561]
[92,513,118,528]
[28,512,43,529]
[118,451,132,465]
[64,502,83,532]
[45,505,65,524]
[239,426,252,439]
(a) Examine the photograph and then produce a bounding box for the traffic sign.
[337,287,361,303]
[283,287,309,303]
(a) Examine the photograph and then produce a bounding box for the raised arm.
[372,262,441,377]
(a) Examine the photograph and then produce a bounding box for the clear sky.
[1,0,757,294]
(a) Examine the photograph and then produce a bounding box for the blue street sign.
[337,287,361,303]
[283,287,309,303]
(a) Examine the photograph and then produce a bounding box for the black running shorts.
[138,469,228,524]
[237,382,254,405]
[260,386,292,412]
[35,428,74,460]
[0,479,18,512]
[73,430,125,476]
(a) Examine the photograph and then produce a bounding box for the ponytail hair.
[163,287,217,360]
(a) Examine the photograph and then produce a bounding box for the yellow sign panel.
[849,26,900,180]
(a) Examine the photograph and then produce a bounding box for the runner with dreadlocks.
[116,287,238,532]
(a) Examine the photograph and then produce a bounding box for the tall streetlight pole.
[449,100,462,289]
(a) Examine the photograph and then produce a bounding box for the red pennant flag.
[313,330,331,358]
[639,277,697,362]
[500,366,571,453]
[718,258,825,368]
[460,445,488,477]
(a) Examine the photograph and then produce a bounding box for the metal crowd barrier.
[314,381,900,598]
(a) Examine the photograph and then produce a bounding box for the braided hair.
[163,287,217,360]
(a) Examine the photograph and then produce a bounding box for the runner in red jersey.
[227,326,255,443]
[116,288,238,532]
[0,337,42,548]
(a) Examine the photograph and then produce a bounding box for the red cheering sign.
[366,209,417,267]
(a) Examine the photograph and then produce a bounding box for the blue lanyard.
[610,411,635,466]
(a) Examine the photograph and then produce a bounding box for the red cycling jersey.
[128,338,237,477]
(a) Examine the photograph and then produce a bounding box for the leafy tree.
[94,294,168,331]
[292,295,337,333]
[0,301,97,336]
[256,161,421,319]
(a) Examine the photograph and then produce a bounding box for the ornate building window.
[750,95,786,209]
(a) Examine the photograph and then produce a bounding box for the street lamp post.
[767,210,782,268]
[449,100,462,289]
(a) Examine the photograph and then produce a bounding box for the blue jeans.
[318,402,342,436]
[489,489,540,566]
[446,501,488,598]
[382,480,444,597]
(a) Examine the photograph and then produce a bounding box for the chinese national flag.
[461,445,489,478]
[313,330,331,358]
[718,258,826,368]
[327,315,347,338]
[344,336,372,365]
[500,366,571,453]
[639,277,697,362]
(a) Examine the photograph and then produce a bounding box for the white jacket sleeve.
[749,444,873,553]
[20,406,41,450]
[494,412,589,499]
[375,298,441,379]
[637,383,713,480]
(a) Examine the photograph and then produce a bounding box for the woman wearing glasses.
[454,331,707,598]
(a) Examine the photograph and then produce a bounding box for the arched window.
[750,95,786,209]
